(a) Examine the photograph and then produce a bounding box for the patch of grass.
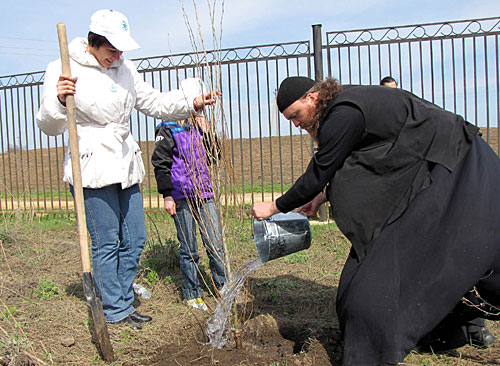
[256,276,302,304]
[36,214,75,232]
[0,189,70,200]
[0,332,31,365]
[283,251,310,264]
[417,359,433,366]
[142,255,163,274]
[120,329,132,344]
[138,237,180,293]
[145,269,160,287]
[35,278,60,300]
[237,182,293,194]
[0,230,13,244]
[310,221,338,234]
[0,305,19,321]
[262,277,300,291]
[0,212,74,241]
[142,183,294,197]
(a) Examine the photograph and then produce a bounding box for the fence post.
[312,24,328,222]
[312,24,323,82]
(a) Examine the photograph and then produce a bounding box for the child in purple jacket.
[152,114,226,311]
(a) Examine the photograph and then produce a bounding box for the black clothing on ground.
[274,84,499,365]
[337,136,500,365]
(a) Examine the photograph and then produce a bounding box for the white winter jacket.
[36,37,199,189]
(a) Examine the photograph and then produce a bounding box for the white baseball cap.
[89,9,140,51]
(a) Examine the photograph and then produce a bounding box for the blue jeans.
[72,184,146,323]
[173,198,227,300]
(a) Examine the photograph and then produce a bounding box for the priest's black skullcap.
[277,76,316,112]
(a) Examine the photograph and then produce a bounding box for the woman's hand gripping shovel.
[57,23,115,362]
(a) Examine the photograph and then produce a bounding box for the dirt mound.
[148,314,332,366]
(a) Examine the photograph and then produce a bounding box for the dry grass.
[1,213,500,365]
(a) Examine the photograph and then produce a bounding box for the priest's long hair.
[307,78,342,142]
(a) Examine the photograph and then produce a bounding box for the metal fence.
[323,17,500,147]
[0,16,499,213]
[131,41,313,210]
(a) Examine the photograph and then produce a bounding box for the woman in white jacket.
[36,9,218,329]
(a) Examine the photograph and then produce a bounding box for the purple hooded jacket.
[152,121,217,201]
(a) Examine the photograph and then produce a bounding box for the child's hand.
[164,196,177,215]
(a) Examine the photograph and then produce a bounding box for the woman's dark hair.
[88,31,112,49]
[306,78,343,142]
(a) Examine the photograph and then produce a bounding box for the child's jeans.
[173,198,227,300]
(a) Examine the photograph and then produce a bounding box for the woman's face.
[282,92,318,131]
[88,43,123,68]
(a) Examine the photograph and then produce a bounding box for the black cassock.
[276,85,500,365]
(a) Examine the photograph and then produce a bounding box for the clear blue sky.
[0,0,498,76]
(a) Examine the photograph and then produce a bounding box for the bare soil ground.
[1,214,500,366]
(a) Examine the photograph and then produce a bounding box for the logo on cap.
[121,20,128,32]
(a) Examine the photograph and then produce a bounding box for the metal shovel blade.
[83,272,115,362]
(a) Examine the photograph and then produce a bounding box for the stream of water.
[206,257,264,348]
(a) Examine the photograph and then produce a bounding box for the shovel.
[57,22,115,362]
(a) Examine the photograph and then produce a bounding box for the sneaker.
[184,297,208,311]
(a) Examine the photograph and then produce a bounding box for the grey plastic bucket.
[253,212,311,263]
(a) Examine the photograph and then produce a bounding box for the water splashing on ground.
[206,257,264,348]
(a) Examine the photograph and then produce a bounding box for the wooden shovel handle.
[57,23,91,273]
